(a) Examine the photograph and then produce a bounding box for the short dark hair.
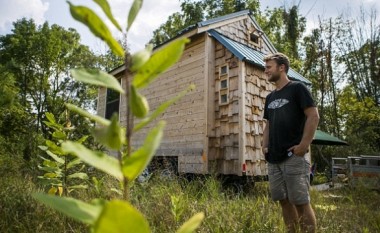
[264,53,290,73]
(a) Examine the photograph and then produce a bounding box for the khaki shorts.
[268,155,311,205]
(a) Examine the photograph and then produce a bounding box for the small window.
[220,79,228,89]
[105,88,120,119]
[219,65,229,104]
[220,94,228,104]
[220,89,228,105]
[220,65,228,76]
[250,33,259,44]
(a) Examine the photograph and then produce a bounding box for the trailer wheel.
[221,182,242,196]
[242,179,255,194]
[231,183,243,194]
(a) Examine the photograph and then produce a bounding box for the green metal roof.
[208,29,311,85]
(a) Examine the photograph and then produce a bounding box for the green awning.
[312,130,348,146]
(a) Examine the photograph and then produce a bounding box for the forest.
[0,0,379,232]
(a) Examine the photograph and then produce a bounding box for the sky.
[0,0,379,54]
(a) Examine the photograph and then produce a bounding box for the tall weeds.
[1,159,379,233]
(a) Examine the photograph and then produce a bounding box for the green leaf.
[122,121,165,181]
[37,177,62,186]
[133,37,190,89]
[43,121,62,131]
[52,131,66,140]
[130,44,153,72]
[67,172,89,180]
[70,68,124,94]
[89,199,108,211]
[39,146,48,151]
[61,141,123,181]
[176,212,205,233]
[45,112,56,124]
[67,158,82,169]
[66,103,110,126]
[45,140,64,155]
[67,2,124,56]
[94,200,150,233]
[129,85,149,118]
[68,184,89,190]
[38,165,61,173]
[48,186,58,195]
[134,84,195,132]
[90,198,108,207]
[76,135,89,144]
[44,173,59,178]
[43,160,58,168]
[93,0,122,31]
[92,114,126,150]
[46,151,65,164]
[110,188,123,196]
[33,193,102,224]
[127,0,143,31]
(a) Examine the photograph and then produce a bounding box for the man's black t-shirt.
[263,81,315,164]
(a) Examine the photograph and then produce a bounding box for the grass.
[1,154,379,233]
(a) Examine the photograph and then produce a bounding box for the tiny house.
[97,10,311,182]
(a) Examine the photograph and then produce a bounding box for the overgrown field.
[1,155,379,233]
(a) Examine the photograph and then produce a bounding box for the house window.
[250,32,261,46]
[220,92,228,104]
[105,88,120,119]
[220,65,228,77]
[220,79,228,89]
[219,65,229,105]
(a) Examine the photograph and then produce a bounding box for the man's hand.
[288,144,308,157]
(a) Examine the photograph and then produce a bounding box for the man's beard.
[269,71,281,82]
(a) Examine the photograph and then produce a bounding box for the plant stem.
[64,109,71,197]
[123,33,133,200]
[64,144,68,197]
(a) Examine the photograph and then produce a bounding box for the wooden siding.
[244,64,275,176]
[208,40,273,176]
[208,40,242,175]
[207,15,276,176]
[214,19,273,54]
[97,87,107,119]
[119,34,207,174]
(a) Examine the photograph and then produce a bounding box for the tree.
[0,65,32,158]
[150,1,204,46]
[0,19,100,156]
[303,7,380,170]
[302,17,343,134]
[150,0,261,46]
[150,1,306,72]
[338,86,380,154]
[336,8,380,105]
[334,7,380,152]
[259,4,306,70]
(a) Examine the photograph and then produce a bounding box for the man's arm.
[262,121,269,155]
[290,106,319,156]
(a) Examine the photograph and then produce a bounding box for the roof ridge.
[197,9,251,27]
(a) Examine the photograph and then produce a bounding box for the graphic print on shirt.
[268,98,289,109]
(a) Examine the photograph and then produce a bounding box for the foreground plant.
[33,0,203,232]
[38,111,89,196]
